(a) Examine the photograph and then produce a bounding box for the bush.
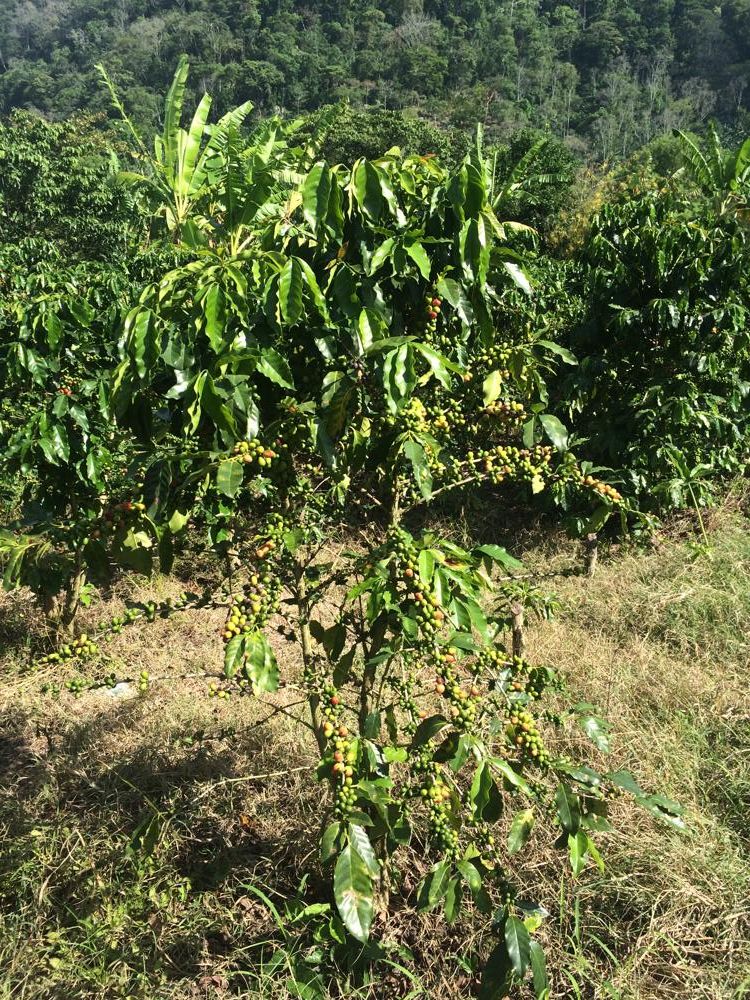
[558,182,750,508]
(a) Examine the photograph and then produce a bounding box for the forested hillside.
[1,0,750,158]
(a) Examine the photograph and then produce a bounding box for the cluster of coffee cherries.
[413,746,460,857]
[420,292,443,335]
[412,590,445,637]
[524,664,562,701]
[89,500,147,541]
[506,706,550,766]
[389,397,429,434]
[109,607,142,633]
[423,450,464,486]
[221,576,280,644]
[256,512,286,553]
[430,409,451,433]
[208,676,255,699]
[482,399,525,427]
[464,814,496,865]
[42,672,106,697]
[319,684,358,819]
[266,433,297,488]
[433,648,481,731]
[65,673,98,695]
[474,343,513,372]
[34,632,99,668]
[31,594,193,672]
[231,438,277,468]
[427,398,470,434]
[392,662,474,858]
[578,472,623,503]
[476,646,514,676]
[468,443,554,486]
[67,668,119,694]
[45,667,148,698]
[497,878,518,909]
[111,594,190,632]
[479,647,560,703]
[389,529,446,637]
[390,670,422,737]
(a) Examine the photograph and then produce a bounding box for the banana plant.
[97,55,252,239]
[488,133,568,221]
[676,123,750,219]
[213,118,308,255]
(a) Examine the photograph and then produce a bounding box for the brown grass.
[1,505,749,999]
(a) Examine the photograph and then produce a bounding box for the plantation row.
[0,58,748,997]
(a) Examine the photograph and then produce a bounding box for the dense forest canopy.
[1,0,750,158]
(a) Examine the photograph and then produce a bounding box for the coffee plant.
[1,59,686,996]
[557,131,750,509]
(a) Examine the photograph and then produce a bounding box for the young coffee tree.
[9,59,683,996]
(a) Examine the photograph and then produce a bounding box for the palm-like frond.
[732,137,750,184]
[491,137,551,210]
[163,54,190,175]
[676,129,716,193]
[96,62,149,159]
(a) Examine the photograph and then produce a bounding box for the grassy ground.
[0,501,748,999]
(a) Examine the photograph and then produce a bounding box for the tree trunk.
[583,532,599,578]
[510,600,524,659]
[296,559,326,756]
[59,556,85,637]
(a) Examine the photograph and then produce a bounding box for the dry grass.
[1,505,749,999]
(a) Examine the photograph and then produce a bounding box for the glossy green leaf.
[320,821,343,863]
[278,258,304,326]
[258,347,295,389]
[216,459,244,498]
[203,284,226,353]
[411,714,450,748]
[224,634,245,678]
[456,860,482,893]
[478,941,512,1000]
[298,258,332,325]
[578,712,611,752]
[443,875,463,922]
[504,914,531,976]
[352,160,383,219]
[555,783,581,834]
[302,161,332,230]
[348,824,380,878]
[529,940,549,999]
[568,830,589,876]
[403,439,433,500]
[502,260,532,294]
[469,762,502,822]
[244,632,279,692]
[507,808,535,855]
[417,859,451,910]
[538,339,577,365]
[539,413,569,451]
[483,370,503,405]
[333,845,374,942]
[474,544,524,571]
[405,240,431,279]
[369,237,395,274]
